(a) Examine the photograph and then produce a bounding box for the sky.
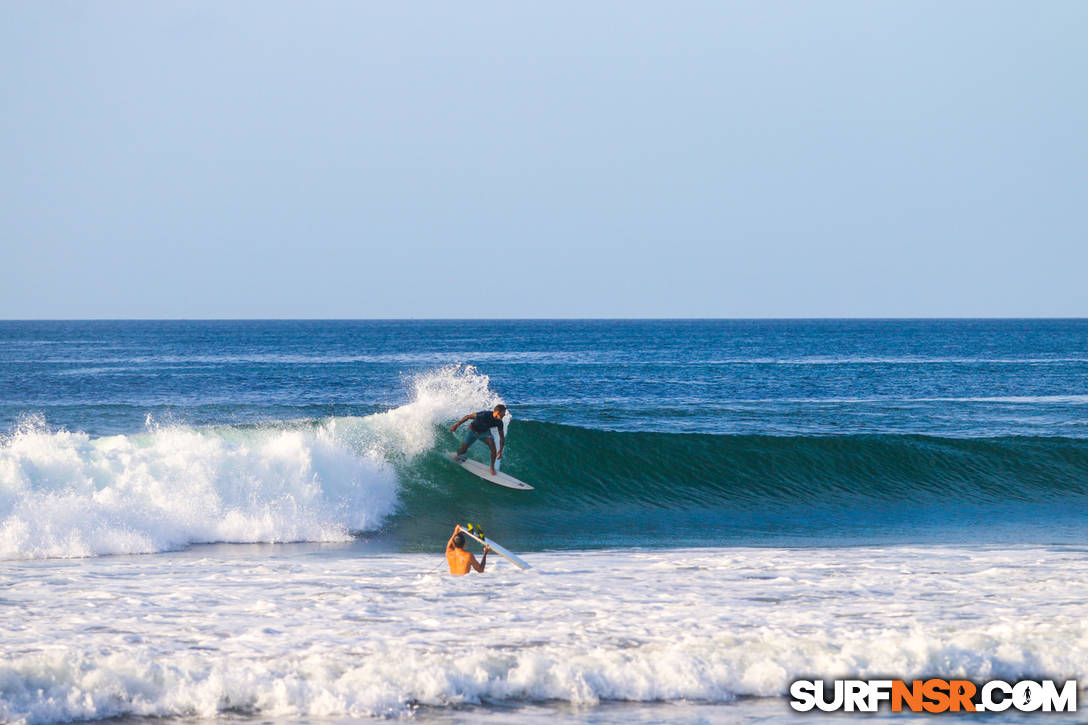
[1,1,1085,318]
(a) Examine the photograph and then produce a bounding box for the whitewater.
[5,544,1088,723]
[0,366,499,560]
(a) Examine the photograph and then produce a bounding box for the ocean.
[1,319,1087,723]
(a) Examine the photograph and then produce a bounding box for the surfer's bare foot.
[490,468,497,475]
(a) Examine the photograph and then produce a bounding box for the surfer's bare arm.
[485,438,498,473]
[446,526,461,552]
[470,548,489,573]
[449,414,473,433]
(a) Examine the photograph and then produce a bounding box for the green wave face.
[386,421,1088,551]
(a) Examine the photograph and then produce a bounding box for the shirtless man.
[445,525,490,576]
[450,404,507,475]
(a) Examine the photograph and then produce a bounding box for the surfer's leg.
[457,430,478,458]
[484,438,497,474]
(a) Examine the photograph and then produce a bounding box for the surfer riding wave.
[450,404,506,475]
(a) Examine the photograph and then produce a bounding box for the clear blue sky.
[1,1,1085,318]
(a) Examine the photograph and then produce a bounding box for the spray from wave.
[0,366,500,560]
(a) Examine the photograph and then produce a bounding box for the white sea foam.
[1,545,1085,723]
[362,364,502,458]
[0,366,499,560]
[0,418,394,560]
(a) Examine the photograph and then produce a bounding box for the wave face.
[393,423,1088,549]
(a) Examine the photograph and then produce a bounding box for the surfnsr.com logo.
[790,679,1077,713]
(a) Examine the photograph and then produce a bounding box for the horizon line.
[1,316,1087,322]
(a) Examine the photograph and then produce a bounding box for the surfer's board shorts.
[463,428,494,445]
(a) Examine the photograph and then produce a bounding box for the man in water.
[450,404,506,475]
[446,525,490,575]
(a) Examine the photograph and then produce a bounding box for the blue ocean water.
[5,319,1088,438]
[2,319,1087,555]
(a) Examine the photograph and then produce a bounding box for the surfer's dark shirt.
[469,411,504,434]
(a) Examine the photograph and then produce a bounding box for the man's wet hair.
[494,404,507,414]
[452,533,465,548]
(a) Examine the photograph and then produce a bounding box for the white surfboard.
[450,412,533,490]
[460,524,531,570]
[448,453,534,490]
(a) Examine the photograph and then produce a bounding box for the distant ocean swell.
[3,366,1088,560]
